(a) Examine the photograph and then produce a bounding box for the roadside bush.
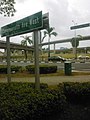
[11,66,22,73]
[0,65,22,74]
[0,65,7,73]
[26,65,57,74]
[0,82,66,120]
[58,82,90,104]
[0,82,90,120]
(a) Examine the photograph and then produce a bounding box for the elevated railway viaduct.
[0,35,90,53]
[39,35,90,46]
[0,35,90,49]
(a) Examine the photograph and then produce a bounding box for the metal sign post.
[33,31,40,90]
[70,22,90,59]
[1,11,49,90]
[6,36,11,83]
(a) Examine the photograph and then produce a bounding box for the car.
[78,55,90,59]
[48,56,66,62]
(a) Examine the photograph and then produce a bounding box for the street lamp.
[72,20,77,59]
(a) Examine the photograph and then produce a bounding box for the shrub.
[0,65,22,74]
[11,66,22,73]
[0,82,66,120]
[0,65,7,73]
[58,82,90,104]
[26,65,57,74]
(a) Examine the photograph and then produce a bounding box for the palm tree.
[42,26,58,58]
[21,35,33,61]
[71,35,83,59]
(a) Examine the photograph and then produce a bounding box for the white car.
[78,55,89,59]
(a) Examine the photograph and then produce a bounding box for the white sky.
[0,0,90,49]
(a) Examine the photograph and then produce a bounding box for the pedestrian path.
[1,75,90,85]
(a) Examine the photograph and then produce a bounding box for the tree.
[0,0,16,17]
[21,35,33,61]
[71,35,83,59]
[42,26,58,58]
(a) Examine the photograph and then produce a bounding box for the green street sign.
[1,11,43,37]
[70,23,90,30]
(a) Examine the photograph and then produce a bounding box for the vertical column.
[6,37,11,83]
[54,43,55,54]
[74,29,77,59]
[33,31,40,90]
[72,20,77,59]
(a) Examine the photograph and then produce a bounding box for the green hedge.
[0,82,90,120]
[58,82,90,104]
[0,65,22,74]
[0,83,66,120]
[26,65,57,74]
[0,65,7,73]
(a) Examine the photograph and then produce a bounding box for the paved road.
[1,75,90,85]
[43,62,90,71]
